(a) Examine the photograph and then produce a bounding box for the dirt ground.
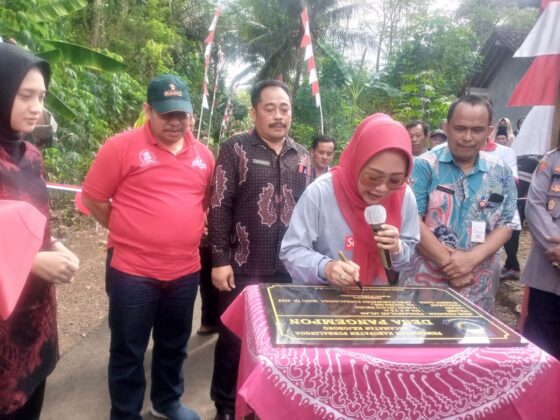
[495,230,530,329]
[51,214,530,355]
[52,216,109,355]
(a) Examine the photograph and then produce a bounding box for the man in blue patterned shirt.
[399,95,519,311]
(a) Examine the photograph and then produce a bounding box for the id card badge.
[471,221,486,243]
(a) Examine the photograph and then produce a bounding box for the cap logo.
[164,84,183,97]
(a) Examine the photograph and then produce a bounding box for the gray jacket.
[280,173,420,285]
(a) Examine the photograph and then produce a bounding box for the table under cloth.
[222,285,560,420]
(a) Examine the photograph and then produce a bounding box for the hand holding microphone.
[364,205,401,270]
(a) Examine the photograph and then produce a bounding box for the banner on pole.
[300,8,321,109]
[198,8,222,138]
[509,1,560,107]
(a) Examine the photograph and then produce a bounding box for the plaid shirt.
[209,129,311,276]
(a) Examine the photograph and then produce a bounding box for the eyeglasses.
[359,171,408,190]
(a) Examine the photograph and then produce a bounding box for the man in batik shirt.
[399,95,519,312]
[208,79,310,419]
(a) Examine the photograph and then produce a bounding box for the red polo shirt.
[83,123,214,280]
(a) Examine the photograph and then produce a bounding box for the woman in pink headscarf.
[280,113,420,286]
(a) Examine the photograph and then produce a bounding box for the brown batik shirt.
[209,129,311,276]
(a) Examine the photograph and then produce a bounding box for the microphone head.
[364,205,386,225]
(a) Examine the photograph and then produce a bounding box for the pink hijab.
[331,114,413,284]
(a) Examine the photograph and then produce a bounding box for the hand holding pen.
[338,251,363,291]
[323,252,362,290]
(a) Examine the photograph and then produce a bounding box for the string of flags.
[43,7,332,213]
[196,6,327,139]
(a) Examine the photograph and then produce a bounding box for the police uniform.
[522,148,560,359]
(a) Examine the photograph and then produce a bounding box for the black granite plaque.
[262,284,527,347]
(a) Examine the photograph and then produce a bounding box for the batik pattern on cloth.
[0,142,57,414]
[235,286,560,420]
[209,130,310,276]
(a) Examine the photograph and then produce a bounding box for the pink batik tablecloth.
[222,285,560,420]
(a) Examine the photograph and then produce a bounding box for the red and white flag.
[221,98,232,129]
[512,106,556,155]
[300,8,321,108]
[510,0,560,156]
[202,61,210,109]
[205,9,220,44]
[541,0,559,11]
[509,55,560,106]
[515,1,560,57]
[509,1,560,107]
[202,8,222,110]
[211,47,225,112]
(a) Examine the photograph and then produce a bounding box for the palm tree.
[223,0,374,94]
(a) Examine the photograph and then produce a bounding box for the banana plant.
[1,0,127,118]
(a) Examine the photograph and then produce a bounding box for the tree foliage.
[381,12,480,128]
[384,13,480,96]
[456,0,538,43]
[224,0,370,89]
[361,0,429,72]
[0,0,542,181]
[295,46,400,150]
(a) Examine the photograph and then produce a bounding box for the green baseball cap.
[147,74,193,114]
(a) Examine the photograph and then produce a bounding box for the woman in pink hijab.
[280,113,420,286]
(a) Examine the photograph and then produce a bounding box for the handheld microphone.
[364,205,393,270]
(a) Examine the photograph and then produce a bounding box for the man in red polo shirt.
[82,74,214,420]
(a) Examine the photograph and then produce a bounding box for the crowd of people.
[2,41,560,420]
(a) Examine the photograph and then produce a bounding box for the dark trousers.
[211,272,291,415]
[0,380,46,420]
[503,229,521,271]
[524,287,560,359]
[199,246,219,327]
[107,266,199,420]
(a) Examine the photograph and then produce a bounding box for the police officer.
[522,148,560,359]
